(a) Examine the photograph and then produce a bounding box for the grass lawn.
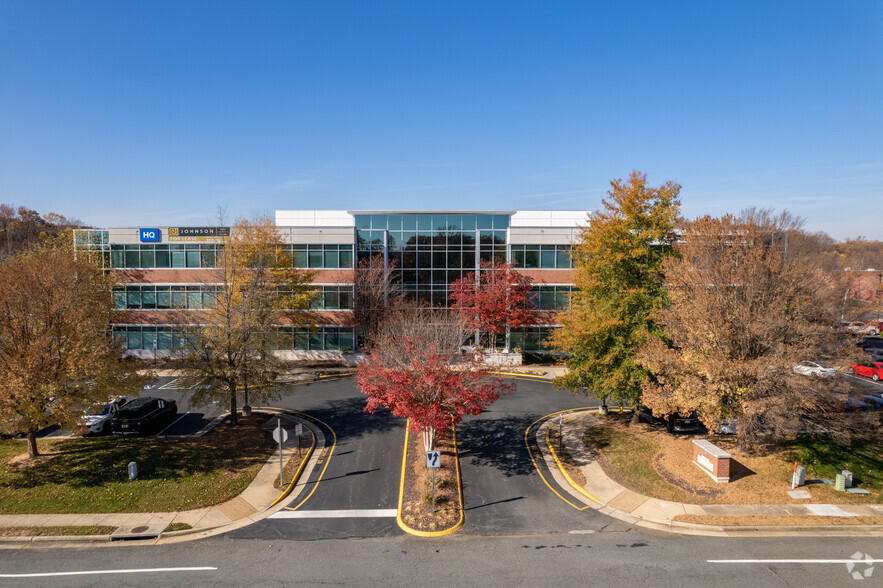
[0,415,275,514]
[583,413,881,505]
[788,435,883,492]
[0,525,118,537]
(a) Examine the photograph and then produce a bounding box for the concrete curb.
[538,409,883,537]
[0,408,326,548]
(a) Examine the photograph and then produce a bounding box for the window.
[510,245,573,269]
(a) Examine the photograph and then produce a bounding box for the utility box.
[842,470,853,488]
[793,465,806,487]
[128,461,138,480]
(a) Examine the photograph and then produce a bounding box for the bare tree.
[353,254,402,349]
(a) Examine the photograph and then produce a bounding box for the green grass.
[787,435,883,497]
[582,426,693,503]
[164,522,193,532]
[0,525,117,537]
[0,418,275,514]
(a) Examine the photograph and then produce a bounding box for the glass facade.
[509,326,558,352]
[355,213,509,308]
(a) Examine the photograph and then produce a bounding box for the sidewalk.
[540,410,883,537]
[0,410,325,546]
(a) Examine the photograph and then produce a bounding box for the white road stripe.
[0,567,217,578]
[708,559,883,564]
[270,509,398,519]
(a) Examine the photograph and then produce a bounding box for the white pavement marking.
[0,567,217,578]
[157,412,190,436]
[158,378,181,389]
[708,559,883,564]
[269,509,398,519]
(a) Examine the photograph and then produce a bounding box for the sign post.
[295,423,303,456]
[426,450,441,509]
[272,418,289,485]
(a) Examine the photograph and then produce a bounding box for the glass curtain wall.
[355,213,509,308]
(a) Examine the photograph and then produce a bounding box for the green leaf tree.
[552,171,680,418]
[180,216,316,425]
[0,234,147,457]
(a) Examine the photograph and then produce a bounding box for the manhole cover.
[131,525,150,533]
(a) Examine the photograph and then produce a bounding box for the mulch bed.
[399,429,461,533]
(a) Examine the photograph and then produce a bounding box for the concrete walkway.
[540,410,883,537]
[0,410,326,545]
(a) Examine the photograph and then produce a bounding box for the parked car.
[111,397,177,436]
[792,360,838,378]
[716,418,738,435]
[843,321,880,336]
[639,406,702,433]
[81,396,128,435]
[847,362,883,381]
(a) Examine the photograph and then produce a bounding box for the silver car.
[792,361,837,378]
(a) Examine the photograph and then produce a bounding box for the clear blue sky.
[1,1,880,240]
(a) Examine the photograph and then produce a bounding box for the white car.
[845,322,880,336]
[82,397,129,435]
[792,361,838,378]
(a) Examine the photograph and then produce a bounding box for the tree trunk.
[229,383,238,426]
[422,427,435,452]
[27,429,38,458]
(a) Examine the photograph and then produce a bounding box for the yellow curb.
[269,435,316,508]
[396,422,465,537]
[318,373,354,379]
[545,415,600,504]
[488,371,549,380]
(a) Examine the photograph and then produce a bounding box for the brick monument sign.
[692,439,731,483]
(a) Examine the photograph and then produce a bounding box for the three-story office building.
[75,209,588,359]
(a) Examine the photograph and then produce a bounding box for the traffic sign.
[272,426,289,444]
[295,424,303,437]
[426,450,441,468]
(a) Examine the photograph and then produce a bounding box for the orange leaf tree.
[553,171,680,417]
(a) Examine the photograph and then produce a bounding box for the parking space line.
[156,412,190,436]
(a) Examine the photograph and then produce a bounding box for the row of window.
[107,243,355,269]
[113,285,220,310]
[113,325,356,351]
[531,286,575,310]
[111,244,223,269]
[510,245,573,269]
[115,284,355,311]
[113,324,557,352]
[357,230,508,251]
[354,214,510,232]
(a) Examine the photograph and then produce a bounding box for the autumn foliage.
[357,306,513,450]
[449,260,535,350]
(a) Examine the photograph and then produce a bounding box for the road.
[7,375,882,586]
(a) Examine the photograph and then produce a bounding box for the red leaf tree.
[449,261,536,351]
[357,306,514,451]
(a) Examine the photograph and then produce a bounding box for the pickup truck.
[111,397,177,436]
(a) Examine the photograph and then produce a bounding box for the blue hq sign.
[139,228,161,242]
